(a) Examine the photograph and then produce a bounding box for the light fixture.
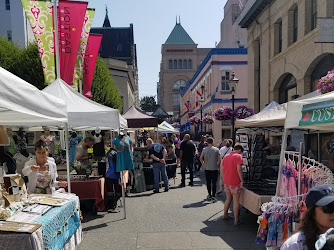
[228,72,239,94]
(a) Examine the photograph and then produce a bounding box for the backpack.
[106,148,120,179]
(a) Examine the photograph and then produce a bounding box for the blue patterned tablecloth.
[33,199,81,250]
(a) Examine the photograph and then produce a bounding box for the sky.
[87,0,227,98]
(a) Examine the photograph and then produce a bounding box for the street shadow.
[126,192,153,198]
[183,199,212,208]
[199,209,265,250]
[82,223,108,232]
[81,214,104,223]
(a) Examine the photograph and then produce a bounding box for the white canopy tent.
[0,67,67,126]
[158,121,179,133]
[42,79,127,129]
[0,67,73,191]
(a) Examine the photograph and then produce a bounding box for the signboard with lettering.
[299,100,334,127]
[319,18,334,43]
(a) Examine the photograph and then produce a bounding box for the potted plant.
[189,115,201,125]
[318,69,334,94]
[234,106,254,119]
[212,106,233,121]
[202,115,214,124]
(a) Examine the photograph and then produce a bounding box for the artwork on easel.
[254,158,263,166]
[239,135,248,143]
[241,151,248,158]
[254,143,264,151]
[253,172,262,181]
[254,165,262,173]
[243,158,248,165]
[240,143,249,151]
[255,135,265,143]
[254,151,263,159]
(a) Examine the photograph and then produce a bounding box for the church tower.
[158,18,210,121]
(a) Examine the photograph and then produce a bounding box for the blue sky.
[88,0,227,98]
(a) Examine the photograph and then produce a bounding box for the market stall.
[0,67,83,249]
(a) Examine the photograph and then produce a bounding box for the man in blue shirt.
[147,138,169,193]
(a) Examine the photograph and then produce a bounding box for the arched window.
[173,80,187,111]
[188,59,192,69]
[168,60,173,69]
[279,74,297,103]
[174,60,177,69]
[178,60,182,69]
[183,60,188,69]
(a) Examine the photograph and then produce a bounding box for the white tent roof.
[0,67,68,126]
[42,79,127,129]
[158,121,179,133]
[235,91,320,128]
[285,91,334,130]
[260,101,279,112]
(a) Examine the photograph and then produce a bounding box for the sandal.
[234,221,243,226]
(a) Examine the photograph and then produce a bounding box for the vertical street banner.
[72,8,95,91]
[21,0,56,84]
[83,34,102,98]
[54,0,87,85]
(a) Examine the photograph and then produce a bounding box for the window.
[7,30,12,41]
[279,74,297,103]
[116,43,122,52]
[168,60,172,69]
[311,0,317,30]
[293,7,298,43]
[174,60,177,69]
[178,60,182,69]
[183,60,187,69]
[221,71,231,92]
[278,21,282,53]
[5,0,10,10]
[188,59,192,69]
[172,80,187,110]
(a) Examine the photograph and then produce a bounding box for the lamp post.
[228,72,239,145]
[199,85,205,133]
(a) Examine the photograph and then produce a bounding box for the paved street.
[78,169,265,250]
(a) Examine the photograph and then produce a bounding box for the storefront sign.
[299,100,334,126]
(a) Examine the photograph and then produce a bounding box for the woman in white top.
[217,139,233,194]
[281,184,334,250]
[23,139,67,194]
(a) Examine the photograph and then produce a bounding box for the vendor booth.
[0,67,82,250]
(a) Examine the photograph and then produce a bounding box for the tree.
[91,56,123,111]
[140,96,157,112]
[0,38,45,89]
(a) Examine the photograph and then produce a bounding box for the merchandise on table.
[0,221,41,233]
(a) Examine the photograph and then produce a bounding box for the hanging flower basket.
[189,115,201,125]
[202,115,214,124]
[212,106,233,121]
[234,106,254,119]
[318,69,334,94]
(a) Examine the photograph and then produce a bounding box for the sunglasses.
[321,202,334,214]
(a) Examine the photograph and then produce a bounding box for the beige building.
[240,0,334,112]
[157,21,211,120]
[103,58,137,113]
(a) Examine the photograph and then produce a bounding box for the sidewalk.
[78,169,265,250]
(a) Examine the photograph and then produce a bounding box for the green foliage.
[91,57,123,111]
[0,38,45,89]
[140,96,157,112]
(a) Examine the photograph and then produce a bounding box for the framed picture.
[241,151,248,158]
[240,143,249,151]
[239,135,248,143]
[255,135,265,143]
[254,166,262,173]
[243,158,248,165]
[254,143,264,151]
[253,172,262,181]
[254,151,263,159]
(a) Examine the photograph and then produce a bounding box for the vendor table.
[68,178,105,211]
[0,198,82,250]
[239,187,273,215]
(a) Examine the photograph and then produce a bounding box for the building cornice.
[239,0,274,28]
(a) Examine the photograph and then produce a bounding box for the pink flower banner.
[53,0,87,85]
[83,34,103,97]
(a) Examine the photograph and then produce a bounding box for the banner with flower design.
[72,8,95,91]
[21,0,56,84]
[53,0,88,85]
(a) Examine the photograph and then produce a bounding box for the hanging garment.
[69,135,82,163]
[112,137,134,172]
[42,135,56,157]
[93,133,105,157]
[106,148,120,180]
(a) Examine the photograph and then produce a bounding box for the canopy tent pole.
[52,0,61,80]
[65,125,71,193]
[297,142,303,203]
[318,133,320,161]
[118,128,126,219]
[275,129,288,196]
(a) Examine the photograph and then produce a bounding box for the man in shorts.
[221,144,244,225]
